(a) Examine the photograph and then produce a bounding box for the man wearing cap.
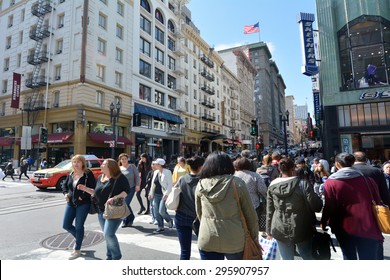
[148,158,174,233]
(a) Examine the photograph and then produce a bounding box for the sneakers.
[153,228,165,234]
[68,251,81,260]
[168,220,174,228]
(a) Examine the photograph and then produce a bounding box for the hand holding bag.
[363,176,390,234]
[259,235,278,260]
[165,182,181,211]
[232,179,262,260]
[103,179,130,220]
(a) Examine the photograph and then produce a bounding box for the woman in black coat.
[62,155,96,260]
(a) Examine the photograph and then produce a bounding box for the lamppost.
[110,101,121,159]
[230,128,236,151]
[280,110,289,155]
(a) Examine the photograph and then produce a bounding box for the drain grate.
[41,230,104,250]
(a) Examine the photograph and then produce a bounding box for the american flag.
[244,22,260,34]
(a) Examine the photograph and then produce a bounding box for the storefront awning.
[0,137,14,146]
[202,134,227,141]
[15,133,73,145]
[88,133,133,145]
[182,142,201,147]
[134,103,184,124]
[47,133,73,143]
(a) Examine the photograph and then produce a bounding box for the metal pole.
[111,117,116,159]
[283,120,288,155]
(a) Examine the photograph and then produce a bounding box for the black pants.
[19,170,29,180]
[3,173,15,181]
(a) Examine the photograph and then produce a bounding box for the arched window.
[140,0,151,13]
[338,15,390,90]
[155,9,164,24]
[168,20,175,33]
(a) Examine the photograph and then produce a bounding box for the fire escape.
[24,0,53,126]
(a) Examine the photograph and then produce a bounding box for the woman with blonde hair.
[62,154,96,260]
[78,158,130,260]
[172,156,190,185]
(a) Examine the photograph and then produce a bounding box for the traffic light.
[255,143,264,150]
[41,127,48,144]
[250,119,258,136]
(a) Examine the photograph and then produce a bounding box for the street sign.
[21,126,32,150]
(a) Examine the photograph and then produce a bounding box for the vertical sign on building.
[297,13,318,76]
[11,73,21,109]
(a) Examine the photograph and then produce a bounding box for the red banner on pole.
[11,72,21,109]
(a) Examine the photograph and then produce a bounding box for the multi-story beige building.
[0,0,135,165]
[218,47,257,149]
[0,0,252,164]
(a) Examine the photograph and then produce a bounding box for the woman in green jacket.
[195,152,259,260]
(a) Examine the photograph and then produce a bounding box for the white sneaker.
[68,251,81,260]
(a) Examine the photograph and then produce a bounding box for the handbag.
[311,230,336,260]
[103,179,131,220]
[259,235,278,260]
[89,195,99,215]
[363,176,390,233]
[299,180,336,259]
[165,182,181,211]
[232,179,262,260]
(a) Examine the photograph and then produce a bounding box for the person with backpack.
[2,160,15,181]
[266,157,323,260]
[256,154,279,187]
[19,159,29,180]
[234,157,267,232]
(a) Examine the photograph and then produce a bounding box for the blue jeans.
[199,249,243,260]
[62,203,90,250]
[174,211,196,260]
[277,238,314,260]
[336,233,379,260]
[123,187,135,225]
[153,193,172,228]
[98,213,122,260]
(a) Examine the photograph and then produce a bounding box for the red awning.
[0,137,14,146]
[88,133,133,145]
[15,133,73,145]
[47,133,73,143]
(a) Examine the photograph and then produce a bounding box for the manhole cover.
[41,230,104,250]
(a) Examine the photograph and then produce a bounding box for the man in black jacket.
[353,151,389,260]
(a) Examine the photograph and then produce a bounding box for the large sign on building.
[298,13,318,76]
[11,72,21,109]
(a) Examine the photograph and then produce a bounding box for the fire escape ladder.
[26,0,53,125]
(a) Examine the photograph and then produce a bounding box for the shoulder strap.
[108,179,117,198]
[231,178,249,234]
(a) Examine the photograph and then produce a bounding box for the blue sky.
[186,0,317,115]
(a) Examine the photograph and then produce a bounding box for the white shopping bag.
[0,168,5,180]
[259,235,278,260]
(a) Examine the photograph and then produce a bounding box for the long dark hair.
[186,156,205,173]
[198,152,235,179]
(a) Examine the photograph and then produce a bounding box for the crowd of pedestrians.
[54,148,390,261]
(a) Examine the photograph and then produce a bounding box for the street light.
[280,110,289,155]
[110,101,121,159]
[230,128,236,151]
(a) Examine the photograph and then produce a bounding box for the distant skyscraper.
[294,104,308,120]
